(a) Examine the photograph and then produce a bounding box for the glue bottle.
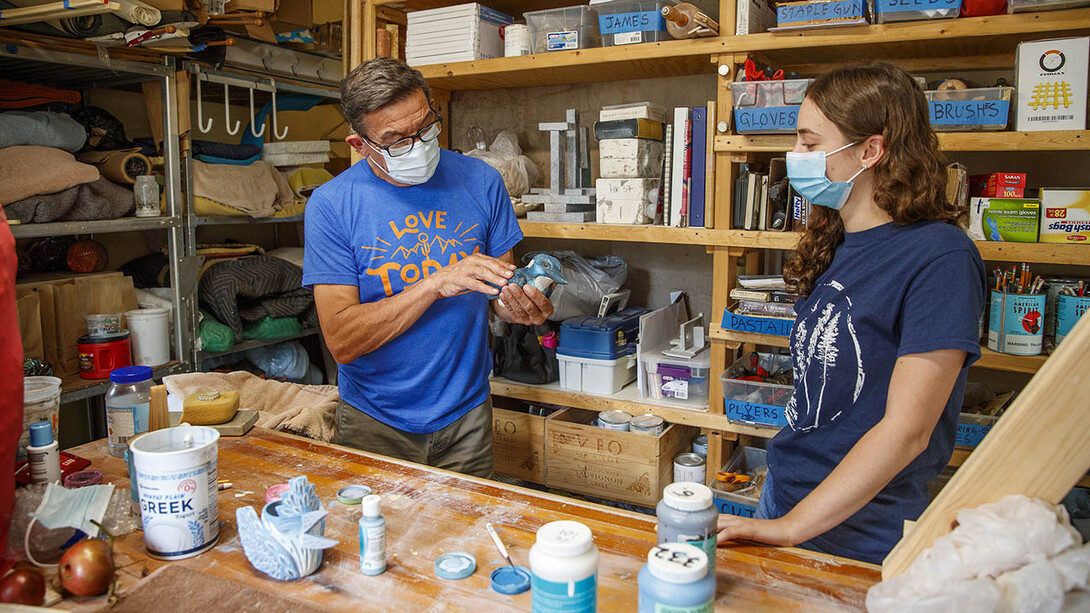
[27,421,61,484]
[359,494,386,575]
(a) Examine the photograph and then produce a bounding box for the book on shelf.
[736,0,776,35]
[737,275,786,289]
[730,288,774,301]
[669,107,690,227]
[689,105,707,228]
[702,99,716,228]
[599,101,668,123]
[733,164,749,229]
[662,123,674,226]
[757,174,769,231]
[736,299,796,318]
[593,119,665,140]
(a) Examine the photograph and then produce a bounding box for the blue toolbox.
[559,307,649,360]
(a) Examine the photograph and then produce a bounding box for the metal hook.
[248,87,265,139]
[269,78,289,141]
[195,73,213,134]
[223,82,240,136]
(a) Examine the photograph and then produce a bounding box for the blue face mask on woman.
[785,141,868,210]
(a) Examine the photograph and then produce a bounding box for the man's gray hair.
[341,57,432,137]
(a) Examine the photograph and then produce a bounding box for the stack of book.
[595,102,666,225]
[405,3,512,67]
[729,275,799,320]
[732,161,811,232]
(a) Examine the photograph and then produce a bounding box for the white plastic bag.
[464,129,542,198]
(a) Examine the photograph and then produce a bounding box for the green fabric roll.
[199,310,235,353]
[241,317,303,340]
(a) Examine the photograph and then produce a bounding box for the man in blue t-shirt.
[303,58,552,478]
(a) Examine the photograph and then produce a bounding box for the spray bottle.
[359,494,386,575]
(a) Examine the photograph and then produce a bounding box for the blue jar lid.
[29,421,53,447]
[490,565,531,595]
[110,366,153,384]
[435,552,476,580]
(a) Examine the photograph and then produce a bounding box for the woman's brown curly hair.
[784,62,964,297]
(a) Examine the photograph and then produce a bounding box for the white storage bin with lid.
[526,5,600,53]
[874,0,960,23]
[925,86,1014,132]
[730,78,814,134]
[641,346,711,409]
[558,352,638,395]
[590,0,669,46]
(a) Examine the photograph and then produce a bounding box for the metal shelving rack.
[2,43,191,401]
[181,63,341,368]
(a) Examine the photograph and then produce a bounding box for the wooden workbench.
[58,429,879,611]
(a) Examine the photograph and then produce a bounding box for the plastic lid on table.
[337,485,372,505]
[491,565,531,594]
[435,552,477,580]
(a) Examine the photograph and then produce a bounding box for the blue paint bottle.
[638,543,716,613]
[656,482,719,574]
[359,494,386,575]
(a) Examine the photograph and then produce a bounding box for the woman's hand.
[716,514,800,547]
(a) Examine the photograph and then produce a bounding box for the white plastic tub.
[558,353,637,395]
[126,308,171,367]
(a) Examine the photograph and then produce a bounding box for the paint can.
[691,434,708,457]
[597,409,632,431]
[988,291,1045,355]
[630,414,665,436]
[673,453,706,484]
[130,425,220,560]
[504,24,531,57]
[1057,294,1090,345]
[125,308,171,367]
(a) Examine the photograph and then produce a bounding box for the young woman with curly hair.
[716,63,986,564]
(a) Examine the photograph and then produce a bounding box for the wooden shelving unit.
[715,131,1090,153]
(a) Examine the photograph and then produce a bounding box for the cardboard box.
[1040,189,1090,243]
[1016,37,1089,131]
[969,197,1041,242]
[493,407,548,483]
[545,408,696,507]
[970,173,1027,198]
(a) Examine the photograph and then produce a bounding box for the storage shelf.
[710,324,791,348]
[711,232,1090,266]
[60,361,185,404]
[9,216,181,239]
[197,327,321,360]
[376,0,575,14]
[193,215,304,227]
[715,131,1090,153]
[519,221,732,245]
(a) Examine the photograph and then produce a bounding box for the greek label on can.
[137,452,219,559]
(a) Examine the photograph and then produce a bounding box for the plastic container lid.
[362,494,382,518]
[265,483,290,503]
[663,482,714,512]
[110,365,153,384]
[78,332,130,345]
[338,485,372,505]
[29,421,53,446]
[23,376,61,404]
[125,307,170,319]
[535,520,593,558]
[647,543,708,584]
[491,565,532,594]
[435,552,477,580]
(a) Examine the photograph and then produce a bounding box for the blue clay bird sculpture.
[237,475,338,581]
[489,253,568,300]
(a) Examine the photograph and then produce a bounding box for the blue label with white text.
[734,106,800,132]
[777,0,865,26]
[721,310,794,337]
[599,10,666,34]
[929,99,1009,126]
[714,497,758,518]
[725,399,789,428]
[877,0,960,12]
[531,574,596,613]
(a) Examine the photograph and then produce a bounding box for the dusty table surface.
[55,428,879,611]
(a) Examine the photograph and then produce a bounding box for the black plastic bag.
[493,321,559,385]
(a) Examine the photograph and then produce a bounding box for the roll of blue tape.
[490,565,531,595]
[435,552,477,580]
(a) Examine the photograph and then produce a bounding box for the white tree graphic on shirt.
[786,281,866,432]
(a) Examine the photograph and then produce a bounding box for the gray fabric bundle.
[5,177,135,223]
[0,111,86,152]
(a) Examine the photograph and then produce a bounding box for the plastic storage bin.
[730,78,814,134]
[875,0,960,23]
[642,347,711,408]
[1008,0,1090,11]
[526,5,600,53]
[925,86,1013,132]
[712,446,767,518]
[591,0,669,46]
[559,353,638,395]
[559,307,649,360]
[721,353,793,429]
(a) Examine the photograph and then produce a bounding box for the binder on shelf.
[669,107,690,227]
[690,105,708,228]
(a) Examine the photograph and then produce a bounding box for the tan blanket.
[163,371,337,442]
[192,159,294,218]
[0,145,99,205]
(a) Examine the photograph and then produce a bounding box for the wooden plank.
[54,429,882,611]
[376,0,575,13]
[711,324,792,349]
[883,313,1090,579]
[716,131,1090,153]
[149,385,169,432]
[974,348,1049,374]
[517,221,732,245]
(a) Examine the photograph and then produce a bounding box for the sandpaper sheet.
[100,565,325,613]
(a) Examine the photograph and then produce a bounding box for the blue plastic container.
[638,543,716,613]
[559,307,649,360]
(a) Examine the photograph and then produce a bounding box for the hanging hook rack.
[269,78,289,141]
[248,87,266,139]
[223,82,241,136]
[194,69,213,134]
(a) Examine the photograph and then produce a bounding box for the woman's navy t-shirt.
[765,220,986,564]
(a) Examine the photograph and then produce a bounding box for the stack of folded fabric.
[190,159,295,218]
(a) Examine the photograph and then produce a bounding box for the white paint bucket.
[130,425,220,560]
[125,308,170,367]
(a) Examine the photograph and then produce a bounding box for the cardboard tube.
[78,149,152,184]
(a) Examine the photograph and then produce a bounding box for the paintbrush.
[486,522,515,568]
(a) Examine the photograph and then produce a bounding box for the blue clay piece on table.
[237,475,339,581]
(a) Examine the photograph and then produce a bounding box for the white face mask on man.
[375,137,440,185]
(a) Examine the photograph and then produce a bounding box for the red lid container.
[78,332,132,380]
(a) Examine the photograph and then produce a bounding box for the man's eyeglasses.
[363,110,443,158]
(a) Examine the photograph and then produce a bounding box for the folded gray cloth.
[0,111,86,152]
[5,177,135,223]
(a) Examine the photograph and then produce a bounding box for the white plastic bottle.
[530,520,599,613]
[359,494,386,575]
[27,421,60,484]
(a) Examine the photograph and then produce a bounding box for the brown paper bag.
[16,284,57,369]
[54,275,139,377]
[16,292,42,361]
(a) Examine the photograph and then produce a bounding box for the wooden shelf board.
[417,39,719,90]
[715,131,1090,154]
[975,348,1049,374]
[710,324,791,348]
[376,0,575,14]
[518,221,732,245]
